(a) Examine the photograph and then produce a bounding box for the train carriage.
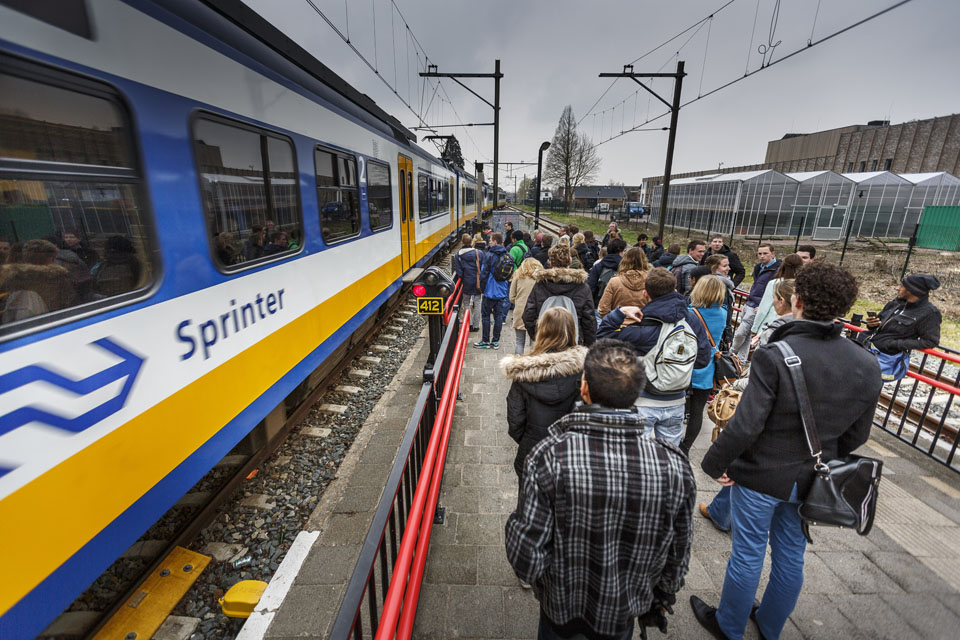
[0,0,478,636]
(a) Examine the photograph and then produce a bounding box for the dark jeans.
[481,296,509,343]
[681,387,712,453]
[537,609,633,640]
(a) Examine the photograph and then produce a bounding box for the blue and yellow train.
[0,0,503,636]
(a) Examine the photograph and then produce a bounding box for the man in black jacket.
[701,234,746,287]
[692,262,881,640]
[865,274,942,355]
[587,237,626,304]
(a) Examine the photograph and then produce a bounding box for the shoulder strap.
[771,341,823,463]
[474,250,482,291]
[690,308,716,348]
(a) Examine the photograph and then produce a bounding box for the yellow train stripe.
[0,255,400,617]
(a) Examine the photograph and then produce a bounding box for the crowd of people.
[453,221,944,639]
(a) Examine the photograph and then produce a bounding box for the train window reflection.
[0,68,153,334]
[367,160,393,231]
[315,147,360,243]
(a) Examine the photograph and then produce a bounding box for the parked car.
[611,201,645,222]
[593,202,610,214]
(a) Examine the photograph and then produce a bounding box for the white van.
[594,202,610,213]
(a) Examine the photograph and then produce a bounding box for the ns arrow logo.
[0,338,145,479]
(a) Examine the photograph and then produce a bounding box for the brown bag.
[707,384,741,441]
[474,249,482,292]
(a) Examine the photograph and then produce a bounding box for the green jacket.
[509,241,529,267]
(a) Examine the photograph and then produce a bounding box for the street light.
[535,141,550,230]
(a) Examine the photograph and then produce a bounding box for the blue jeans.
[716,484,806,640]
[481,297,509,343]
[537,609,633,640]
[707,485,732,532]
[636,403,684,446]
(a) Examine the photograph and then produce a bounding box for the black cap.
[901,274,940,297]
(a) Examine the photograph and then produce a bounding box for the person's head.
[23,238,59,265]
[541,235,554,249]
[709,234,725,252]
[667,243,682,255]
[62,231,81,248]
[618,246,648,273]
[569,225,579,235]
[690,274,726,308]
[607,237,627,255]
[757,243,775,265]
[483,224,492,234]
[792,261,858,321]
[270,231,285,244]
[598,247,608,259]
[608,222,618,233]
[772,278,795,316]
[265,220,275,233]
[558,235,571,247]
[704,254,729,276]
[652,236,663,246]
[796,244,816,264]
[581,339,645,408]
[687,240,706,261]
[523,232,533,246]
[642,267,676,302]
[515,257,542,281]
[899,274,941,301]
[490,232,503,246]
[251,224,265,242]
[638,233,648,244]
[461,234,473,247]
[505,221,514,232]
[472,232,485,246]
[687,265,713,290]
[583,229,595,243]
[535,232,544,244]
[512,230,524,243]
[572,232,585,247]
[775,253,804,280]
[531,307,578,356]
[548,244,571,268]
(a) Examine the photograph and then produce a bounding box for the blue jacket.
[479,244,510,299]
[597,292,712,400]
[453,247,483,296]
[688,303,727,390]
[746,259,779,308]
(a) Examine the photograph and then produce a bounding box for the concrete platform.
[241,309,960,639]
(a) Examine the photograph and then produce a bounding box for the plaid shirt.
[505,406,696,636]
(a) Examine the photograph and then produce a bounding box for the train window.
[430,179,438,215]
[0,68,154,333]
[315,147,360,243]
[194,116,303,266]
[418,173,429,219]
[366,160,392,231]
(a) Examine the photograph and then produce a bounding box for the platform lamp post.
[534,141,550,230]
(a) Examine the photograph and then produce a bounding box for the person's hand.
[865,315,881,328]
[620,306,643,324]
[714,472,735,487]
[750,334,761,348]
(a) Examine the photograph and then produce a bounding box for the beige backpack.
[707,384,742,441]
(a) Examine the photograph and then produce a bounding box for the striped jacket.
[504,405,696,636]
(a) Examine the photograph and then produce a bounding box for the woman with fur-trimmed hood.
[502,307,587,479]
[522,245,597,346]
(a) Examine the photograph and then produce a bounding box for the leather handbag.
[707,384,741,441]
[772,341,883,543]
[691,308,745,388]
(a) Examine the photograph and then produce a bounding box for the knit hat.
[901,274,940,297]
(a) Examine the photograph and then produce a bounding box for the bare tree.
[543,106,601,208]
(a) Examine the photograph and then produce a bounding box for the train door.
[398,154,415,270]
[449,177,455,229]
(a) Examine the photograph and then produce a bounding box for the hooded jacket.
[597,291,712,402]
[702,245,746,286]
[575,242,598,271]
[651,251,676,268]
[0,263,76,322]
[598,269,647,317]
[869,296,942,355]
[502,346,587,476]
[702,320,881,501]
[586,254,622,302]
[453,246,483,296]
[509,240,529,268]
[523,268,597,346]
[669,254,700,295]
[745,259,779,308]
[509,274,537,330]
[479,244,510,299]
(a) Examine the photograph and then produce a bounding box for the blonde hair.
[472,232,484,245]
[531,307,578,355]
[774,278,795,302]
[572,232,585,247]
[690,275,726,308]
[558,236,571,247]
[514,257,542,280]
[618,246,648,273]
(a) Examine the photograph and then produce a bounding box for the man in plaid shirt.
[505,339,696,639]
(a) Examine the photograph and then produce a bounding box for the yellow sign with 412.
[416,297,445,315]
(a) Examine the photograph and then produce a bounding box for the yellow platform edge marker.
[94,546,211,640]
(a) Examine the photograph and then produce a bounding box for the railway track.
[510,207,565,237]
[56,242,460,640]
[875,360,960,447]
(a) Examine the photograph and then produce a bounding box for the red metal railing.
[443,278,463,325]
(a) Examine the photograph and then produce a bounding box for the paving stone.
[412,583,449,639]
[878,592,960,639]
[461,463,500,487]
[791,551,847,594]
[302,427,332,438]
[430,512,458,545]
[863,439,899,457]
[296,544,361,585]
[503,587,539,639]
[265,584,341,638]
[919,554,960,592]
[201,541,247,562]
[829,593,922,638]
[445,445,481,464]
[865,551,957,593]
[446,585,503,637]
[479,486,518,514]
[787,593,864,640]
[424,544,478,585]
[480,445,516,465]
[348,368,372,377]
[319,511,374,545]
[683,555,717,592]
[241,493,276,509]
[318,403,348,414]
[813,551,904,594]
[333,484,384,513]
[464,429,498,446]
[456,513,503,545]
[154,615,201,640]
[477,544,520,586]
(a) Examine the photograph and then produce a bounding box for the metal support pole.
[427,315,443,368]
[707,211,714,238]
[794,215,806,252]
[493,59,500,212]
[901,223,919,279]
[839,216,855,266]
[658,61,685,241]
[757,213,768,249]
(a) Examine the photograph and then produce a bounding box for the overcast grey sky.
[243,0,960,188]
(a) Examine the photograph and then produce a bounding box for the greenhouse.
[648,169,960,240]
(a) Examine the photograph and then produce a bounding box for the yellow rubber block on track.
[94,546,210,640]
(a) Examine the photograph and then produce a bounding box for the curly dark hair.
[794,261,858,321]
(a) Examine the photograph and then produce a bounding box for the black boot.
[689,595,731,640]
[750,605,769,640]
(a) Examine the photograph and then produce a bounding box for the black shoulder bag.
[772,341,883,543]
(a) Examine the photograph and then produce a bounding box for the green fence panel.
[916,206,960,251]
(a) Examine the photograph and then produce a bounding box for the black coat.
[452,247,483,296]
[651,252,676,268]
[576,242,598,271]
[701,320,882,501]
[702,245,746,287]
[503,346,587,476]
[523,268,597,346]
[869,296,942,355]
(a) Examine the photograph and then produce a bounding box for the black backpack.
[596,266,616,302]
[492,252,515,281]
